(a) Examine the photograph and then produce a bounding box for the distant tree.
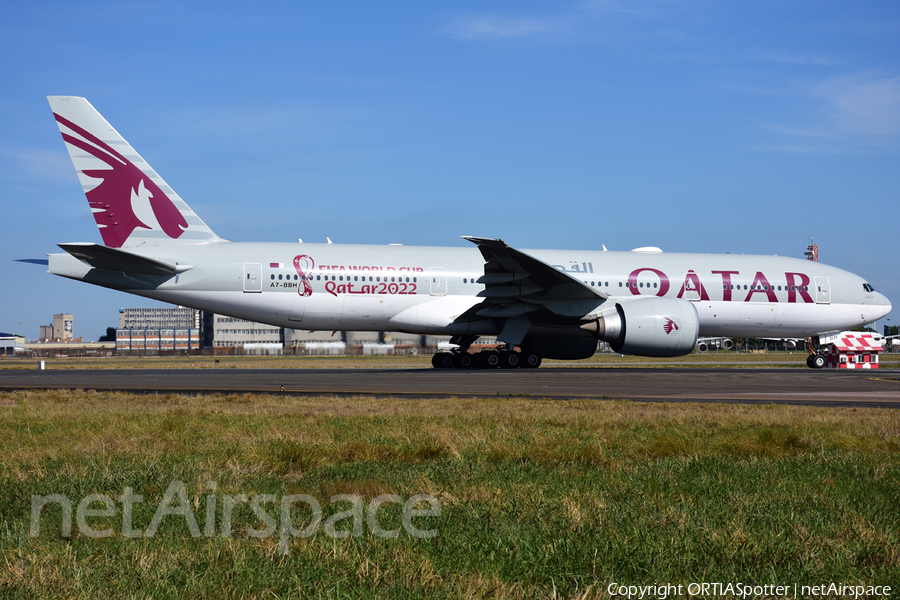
[98,327,117,342]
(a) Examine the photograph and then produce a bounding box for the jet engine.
[581,297,700,357]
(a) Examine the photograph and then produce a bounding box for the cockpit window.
[863,283,876,293]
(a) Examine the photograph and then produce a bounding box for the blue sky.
[2,1,899,340]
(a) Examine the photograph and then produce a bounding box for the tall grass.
[0,391,897,598]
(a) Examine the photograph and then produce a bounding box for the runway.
[2,367,900,407]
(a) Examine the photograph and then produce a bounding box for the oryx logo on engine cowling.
[663,317,680,335]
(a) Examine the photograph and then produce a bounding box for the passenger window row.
[269,273,417,283]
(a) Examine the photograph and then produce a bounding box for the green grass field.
[1,390,898,598]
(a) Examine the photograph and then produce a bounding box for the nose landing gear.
[806,336,826,369]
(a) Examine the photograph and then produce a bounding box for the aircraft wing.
[58,243,192,276]
[462,236,607,319]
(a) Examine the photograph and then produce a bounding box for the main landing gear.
[806,354,826,369]
[431,348,542,369]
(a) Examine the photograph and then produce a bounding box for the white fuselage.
[49,241,892,340]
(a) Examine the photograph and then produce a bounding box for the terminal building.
[119,307,199,330]
[115,307,442,355]
[116,308,200,353]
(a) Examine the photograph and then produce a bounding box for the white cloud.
[758,73,900,154]
[0,148,74,184]
[813,73,900,137]
[764,53,838,67]
[579,0,664,17]
[444,15,569,40]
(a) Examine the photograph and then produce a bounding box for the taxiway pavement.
[2,367,899,408]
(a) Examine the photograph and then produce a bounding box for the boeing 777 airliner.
[35,96,892,368]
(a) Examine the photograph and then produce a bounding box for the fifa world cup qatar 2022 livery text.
[34,97,892,369]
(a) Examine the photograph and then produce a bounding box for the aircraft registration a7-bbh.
[38,96,892,369]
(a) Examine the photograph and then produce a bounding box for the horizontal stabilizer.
[58,243,192,275]
[14,258,50,266]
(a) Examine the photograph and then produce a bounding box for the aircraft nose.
[876,292,892,320]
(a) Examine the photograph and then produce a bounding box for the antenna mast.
[804,238,818,262]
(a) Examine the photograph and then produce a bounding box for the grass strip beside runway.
[1,391,898,598]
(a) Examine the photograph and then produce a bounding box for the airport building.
[116,307,201,353]
[119,307,199,330]
[115,307,440,355]
[212,315,283,354]
[0,333,25,357]
[115,328,201,353]
[39,313,73,341]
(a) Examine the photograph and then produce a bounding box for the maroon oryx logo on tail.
[54,113,188,248]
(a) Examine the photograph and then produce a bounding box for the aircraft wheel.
[479,350,501,369]
[811,354,826,369]
[501,351,521,369]
[432,352,454,369]
[521,353,542,369]
[453,353,474,369]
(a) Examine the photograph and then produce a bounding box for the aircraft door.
[429,266,447,296]
[681,272,701,301]
[243,262,262,293]
[814,276,831,304]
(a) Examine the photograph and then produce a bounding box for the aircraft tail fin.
[47,96,223,248]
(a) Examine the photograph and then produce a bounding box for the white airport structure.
[0,333,25,356]
[115,307,439,355]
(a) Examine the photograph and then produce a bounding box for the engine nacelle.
[581,297,700,357]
